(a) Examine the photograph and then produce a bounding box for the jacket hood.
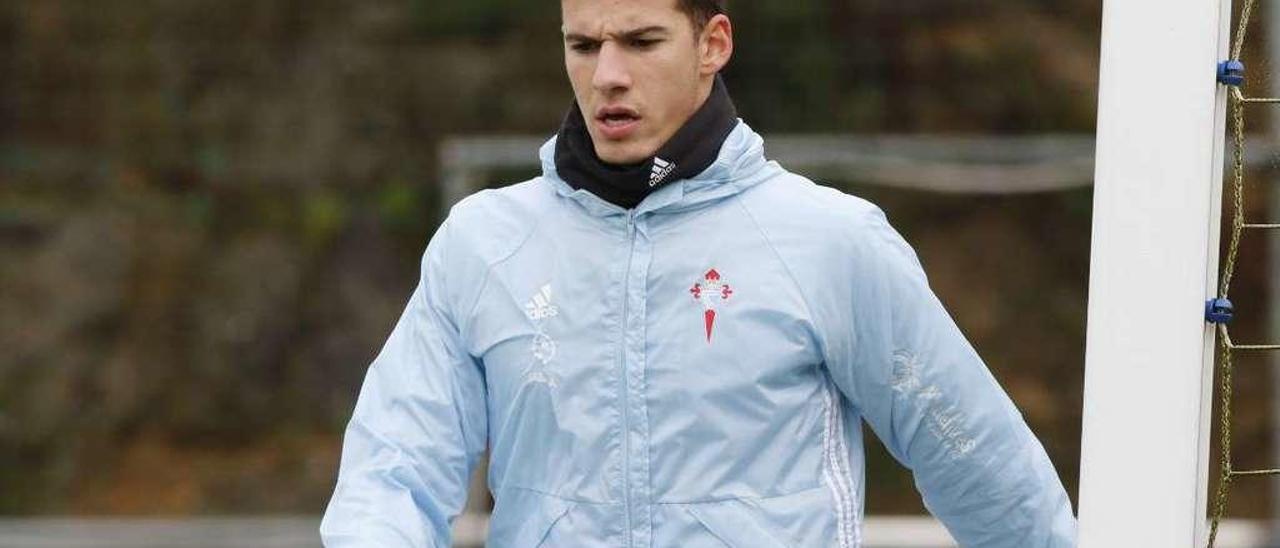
[538,120,780,218]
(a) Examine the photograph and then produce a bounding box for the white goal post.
[1077,0,1233,545]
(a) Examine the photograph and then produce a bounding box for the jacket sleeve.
[320,218,488,547]
[822,207,1076,547]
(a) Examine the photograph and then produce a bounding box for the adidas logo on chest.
[523,284,559,321]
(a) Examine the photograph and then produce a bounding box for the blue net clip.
[1218,60,1245,87]
[1206,297,1235,324]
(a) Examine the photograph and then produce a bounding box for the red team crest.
[690,268,733,342]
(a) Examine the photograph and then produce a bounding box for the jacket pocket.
[684,500,793,548]
[486,489,575,548]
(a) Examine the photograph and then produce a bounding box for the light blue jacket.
[320,122,1077,547]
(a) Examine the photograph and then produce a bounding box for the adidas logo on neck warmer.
[650,157,677,187]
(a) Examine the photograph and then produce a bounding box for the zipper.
[619,210,637,547]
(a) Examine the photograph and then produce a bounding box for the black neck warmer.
[554,76,739,209]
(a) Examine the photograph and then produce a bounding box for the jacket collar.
[539,120,776,219]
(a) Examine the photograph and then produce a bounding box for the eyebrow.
[564,25,670,43]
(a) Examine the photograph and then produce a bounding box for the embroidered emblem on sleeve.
[890,350,976,460]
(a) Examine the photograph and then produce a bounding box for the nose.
[591,41,632,95]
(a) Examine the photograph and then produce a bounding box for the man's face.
[561,0,713,165]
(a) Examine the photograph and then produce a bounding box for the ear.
[698,14,733,76]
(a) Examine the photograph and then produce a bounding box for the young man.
[320,0,1077,546]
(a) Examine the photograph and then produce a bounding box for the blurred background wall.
[1,0,1273,524]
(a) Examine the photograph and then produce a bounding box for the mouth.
[594,106,642,140]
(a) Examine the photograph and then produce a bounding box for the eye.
[630,38,662,50]
[570,41,600,54]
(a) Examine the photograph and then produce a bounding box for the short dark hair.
[677,0,726,32]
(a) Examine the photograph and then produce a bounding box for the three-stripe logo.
[649,157,676,187]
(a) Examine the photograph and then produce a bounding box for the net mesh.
[1209,0,1280,544]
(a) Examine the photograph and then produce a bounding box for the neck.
[554,76,739,209]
